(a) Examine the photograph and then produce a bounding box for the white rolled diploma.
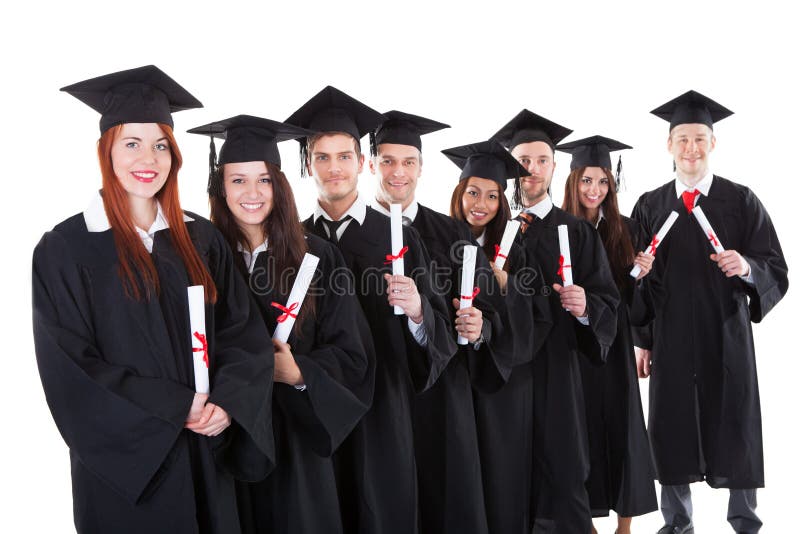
[692,206,724,254]
[272,253,321,343]
[493,220,521,270]
[390,203,405,315]
[629,210,679,278]
[557,225,573,287]
[187,285,210,394]
[457,245,478,345]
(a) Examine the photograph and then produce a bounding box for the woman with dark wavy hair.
[32,66,275,533]
[558,135,657,534]
[191,115,374,534]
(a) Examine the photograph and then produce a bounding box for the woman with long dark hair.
[558,135,658,534]
[32,66,275,533]
[189,115,374,534]
[450,171,513,264]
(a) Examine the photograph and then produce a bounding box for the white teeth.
[241,203,263,210]
[133,172,156,178]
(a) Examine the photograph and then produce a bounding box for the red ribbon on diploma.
[557,255,571,282]
[708,231,719,248]
[271,301,299,323]
[461,287,481,301]
[493,244,507,263]
[647,235,659,255]
[192,331,209,368]
[385,245,409,265]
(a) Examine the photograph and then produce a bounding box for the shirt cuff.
[407,317,428,347]
[293,384,307,391]
[576,315,590,326]
[739,260,754,285]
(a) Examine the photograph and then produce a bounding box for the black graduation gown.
[303,206,458,534]
[410,204,514,534]
[579,216,658,517]
[510,206,619,534]
[32,212,275,534]
[631,176,788,489]
[236,234,375,534]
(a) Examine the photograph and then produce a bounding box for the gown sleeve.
[32,230,195,504]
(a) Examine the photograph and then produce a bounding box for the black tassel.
[299,138,308,178]
[672,159,676,172]
[369,132,377,157]
[206,137,222,197]
[615,155,625,191]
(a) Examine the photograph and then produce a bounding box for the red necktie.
[682,189,700,214]
[514,212,537,234]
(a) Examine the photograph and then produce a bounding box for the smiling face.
[370,143,422,209]
[461,177,501,232]
[577,166,610,213]
[110,123,172,200]
[222,160,273,239]
[511,140,555,206]
[307,133,364,204]
[668,123,716,182]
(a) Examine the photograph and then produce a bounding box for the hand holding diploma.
[384,274,423,323]
[710,250,751,278]
[185,398,231,437]
[273,338,303,386]
[388,204,407,315]
[630,210,678,278]
[552,283,587,319]
[452,298,483,344]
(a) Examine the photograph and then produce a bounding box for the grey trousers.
[661,484,762,533]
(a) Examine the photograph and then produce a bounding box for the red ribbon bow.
[384,245,409,264]
[461,287,481,301]
[647,235,659,255]
[192,331,209,368]
[708,231,719,248]
[557,254,571,282]
[493,244,507,263]
[271,301,299,323]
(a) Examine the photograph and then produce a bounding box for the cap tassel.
[672,160,676,173]
[615,155,625,191]
[206,137,222,197]
[299,138,309,178]
[369,132,377,157]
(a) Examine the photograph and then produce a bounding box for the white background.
[2,1,797,531]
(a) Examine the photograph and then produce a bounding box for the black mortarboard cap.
[60,65,202,133]
[491,109,573,151]
[187,115,313,196]
[650,90,733,130]
[369,110,450,155]
[556,135,632,170]
[441,140,528,191]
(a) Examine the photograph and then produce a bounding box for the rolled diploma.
[390,203,405,315]
[273,253,321,343]
[630,210,679,278]
[457,245,478,345]
[557,225,573,287]
[692,206,724,254]
[493,220,521,270]
[188,285,209,394]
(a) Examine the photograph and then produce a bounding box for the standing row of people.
[33,65,787,534]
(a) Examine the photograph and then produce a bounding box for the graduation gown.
[32,211,275,534]
[631,176,788,488]
[510,206,619,534]
[410,204,514,534]
[580,216,658,517]
[304,206,457,534]
[236,234,375,534]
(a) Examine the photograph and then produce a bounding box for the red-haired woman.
[558,136,658,534]
[190,115,375,534]
[32,67,275,534]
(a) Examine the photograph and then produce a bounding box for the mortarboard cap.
[650,90,733,130]
[369,110,450,156]
[61,65,202,133]
[491,109,573,151]
[441,140,528,191]
[556,135,632,170]
[187,115,313,196]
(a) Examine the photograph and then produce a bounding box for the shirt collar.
[476,230,486,246]
[675,171,714,198]
[594,206,605,229]
[313,193,367,225]
[83,190,193,233]
[238,239,269,274]
[369,199,419,222]
[523,195,553,219]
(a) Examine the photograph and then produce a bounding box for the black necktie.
[323,215,352,244]
[514,211,538,234]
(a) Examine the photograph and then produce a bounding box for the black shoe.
[656,525,694,534]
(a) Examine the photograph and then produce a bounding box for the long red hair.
[98,124,217,302]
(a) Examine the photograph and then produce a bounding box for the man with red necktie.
[631,91,789,534]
